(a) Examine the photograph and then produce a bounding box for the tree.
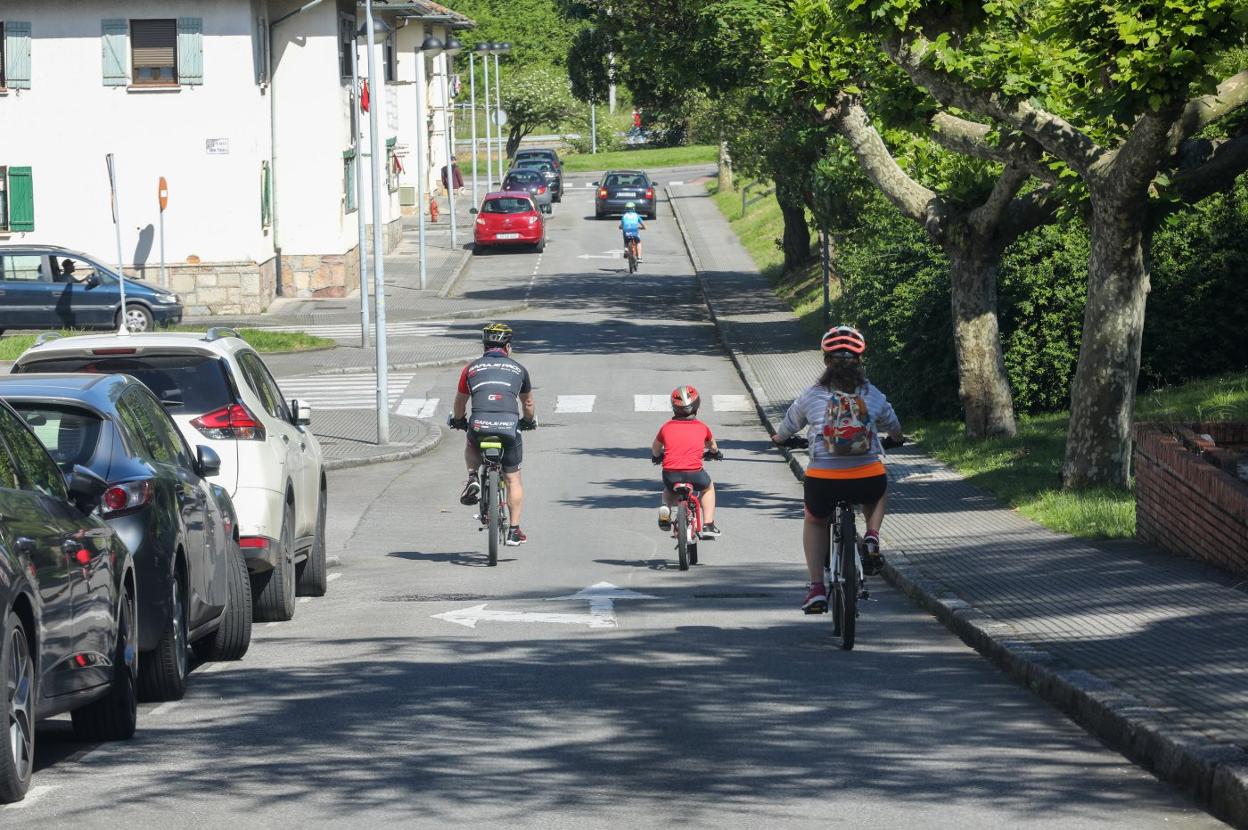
[567,27,611,106]
[769,9,1064,438]
[804,0,1248,487]
[499,65,583,157]
[452,0,583,71]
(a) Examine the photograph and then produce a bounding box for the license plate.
[617,191,636,197]
[496,233,520,240]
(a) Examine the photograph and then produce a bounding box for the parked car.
[512,148,563,177]
[473,192,546,255]
[0,245,183,334]
[12,329,328,623]
[0,374,252,702]
[513,158,562,202]
[594,170,657,220]
[501,168,553,214]
[0,399,137,804]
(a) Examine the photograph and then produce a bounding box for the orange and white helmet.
[671,385,700,417]
[821,325,866,356]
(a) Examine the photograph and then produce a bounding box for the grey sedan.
[501,169,553,214]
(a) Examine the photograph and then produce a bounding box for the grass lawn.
[560,144,718,173]
[0,327,334,361]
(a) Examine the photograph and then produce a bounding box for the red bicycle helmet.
[821,325,866,356]
[671,385,700,417]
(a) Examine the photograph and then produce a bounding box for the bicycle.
[448,418,519,567]
[624,235,640,274]
[653,450,721,571]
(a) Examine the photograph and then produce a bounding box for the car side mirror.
[591,181,599,187]
[196,445,222,478]
[67,464,109,512]
[85,274,101,289]
[290,398,312,426]
[469,207,479,215]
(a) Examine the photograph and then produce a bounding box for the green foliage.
[500,65,582,154]
[560,144,717,172]
[567,26,611,103]
[452,0,585,71]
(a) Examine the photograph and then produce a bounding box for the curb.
[436,249,475,298]
[666,184,1248,828]
[310,356,474,375]
[323,423,445,471]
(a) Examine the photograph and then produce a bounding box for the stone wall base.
[132,259,278,317]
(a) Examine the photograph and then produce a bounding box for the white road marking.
[712,394,753,412]
[258,321,451,340]
[277,373,415,411]
[668,180,684,185]
[396,397,439,418]
[2,784,57,809]
[555,395,596,413]
[576,250,625,260]
[433,604,616,629]
[328,572,343,582]
[298,597,311,604]
[634,394,670,412]
[149,700,179,717]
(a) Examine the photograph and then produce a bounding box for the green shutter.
[4,22,32,90]
[177,17,202,85]
[8,167,34,232]
[101,19,128,86]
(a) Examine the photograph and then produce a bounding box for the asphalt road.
[7,179,1225,828]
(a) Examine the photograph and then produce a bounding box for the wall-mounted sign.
[205,138,230,155]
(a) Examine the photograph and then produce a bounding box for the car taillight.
[476,217,486,225]
[598,188,608,198]
[92,347,137,355]
[538,185,547,194]
[644,188,654,199]
[528,214,540,223]
[102,480,153,516]
[191,403,265,441]
[240,536,274,552]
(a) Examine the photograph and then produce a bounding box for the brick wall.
[1134,422,1248,577]
[132,258,277,317]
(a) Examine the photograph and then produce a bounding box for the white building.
[0,0,471,315]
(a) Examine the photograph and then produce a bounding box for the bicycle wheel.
[486,467,501,567]
[688,502,700,565]
[497,479,509,556]
[675,502,690,571]
[838,506,858,650]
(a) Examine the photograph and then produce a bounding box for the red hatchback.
[473,191,546,254]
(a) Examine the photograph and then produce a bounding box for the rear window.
[505,171,540,184]
[482,197,534,214]
[18,354,233,415]
[605,173,647,187]
[10,404,103,472]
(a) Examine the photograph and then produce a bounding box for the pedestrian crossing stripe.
[257,321,452,340]
[555,395,596,413]
[633,395,670,412]
[277,374,415,411]
[712,395,752,412]
[396,398,439,418]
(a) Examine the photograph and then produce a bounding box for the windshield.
[19,354,233,415]
[10,403,104,473]
[605,173,648,188]
[482,198,534,215]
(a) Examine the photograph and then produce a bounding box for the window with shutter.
[338,14,355,81]
[3,167,34,232]
[101,19,128,86]
[0,167,7,229]
[130,19,177,86]
[1,22,6,89]
[176,17,202,85]
[343,151,357,213]
[4,22,32,90]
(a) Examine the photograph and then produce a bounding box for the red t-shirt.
[656,418,712,471]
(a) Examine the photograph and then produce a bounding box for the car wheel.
[296,485,328,597]
[138,570,188,702]
[648,212,657,221]
[0,611,34,804]
[251,502,296,622]
[193,539,253,661]
[472,244,485,256]
[117,304,153,333]
[595,210,604,220]
[534,237,546,254]
[71,588,138,742]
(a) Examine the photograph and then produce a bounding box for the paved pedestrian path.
[667,183,1248,826]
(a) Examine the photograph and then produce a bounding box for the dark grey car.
[594,170,656,219]
[502,168,554,214]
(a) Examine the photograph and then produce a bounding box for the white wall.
[0,0,273,268]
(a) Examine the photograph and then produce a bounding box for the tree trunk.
[718,139,733,192]
[947,240,1018,439]
[775,181,811,274]
[1061,197,1151,489]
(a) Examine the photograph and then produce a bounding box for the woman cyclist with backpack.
[771,325,904,614]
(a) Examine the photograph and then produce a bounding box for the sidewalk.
[667,184,1248,827]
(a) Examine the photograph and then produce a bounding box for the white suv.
[12,329,327,621]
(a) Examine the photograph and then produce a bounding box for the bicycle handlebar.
[779,434,906,450]
[447,415,468,431]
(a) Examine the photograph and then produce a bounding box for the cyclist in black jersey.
[449,323,537,546]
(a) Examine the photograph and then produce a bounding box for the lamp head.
[420,34,445,56]
[444,37,463,56]
[356,17,391,37]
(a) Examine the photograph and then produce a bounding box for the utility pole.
[363,1,389,443]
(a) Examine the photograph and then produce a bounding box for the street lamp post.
[363,1,391,444]
[494,42,510,182]
[476,43,492,190]
[416,34,444,291]
[353,19,384,348]
[441,38,463,250]
[469,50,478,208]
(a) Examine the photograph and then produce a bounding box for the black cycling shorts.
[468,425,523,473]
[662,469,711,492]
[803,474,887,520]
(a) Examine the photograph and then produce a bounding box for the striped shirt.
[776,382,901,479]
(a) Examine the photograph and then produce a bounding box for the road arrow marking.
[432,582,657,630]
[576,249,625,260]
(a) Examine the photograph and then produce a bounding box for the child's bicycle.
[653,450,721,571]
[624,235,640,274]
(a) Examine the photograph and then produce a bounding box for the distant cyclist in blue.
[619,201,646,263]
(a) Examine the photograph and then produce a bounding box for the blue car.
[0,245,183,334]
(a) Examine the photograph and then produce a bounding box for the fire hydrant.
[429,195,440,223]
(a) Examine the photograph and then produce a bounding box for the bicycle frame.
[477,439,508,566]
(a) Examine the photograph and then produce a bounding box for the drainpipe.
[268,0,327,297]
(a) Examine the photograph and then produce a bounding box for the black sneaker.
[861,535,883,576]
[459,476,481,505]
[505,526,527,546]
[700,522,721,539]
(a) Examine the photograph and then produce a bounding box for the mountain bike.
[448,418,509,566]
[624,235,640,274]
[654,450,721,571]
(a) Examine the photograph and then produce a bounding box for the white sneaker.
[658,505,671,531]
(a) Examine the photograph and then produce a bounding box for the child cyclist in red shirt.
[651,386,723,538]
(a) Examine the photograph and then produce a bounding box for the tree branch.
[929,112,1059,183]
[999,186,1059,245]
[881,32,1106,178]
[816,93,943,233]
[1170,132,1248,205]
[1168,69,1248,153]
[968,163,1029,237]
